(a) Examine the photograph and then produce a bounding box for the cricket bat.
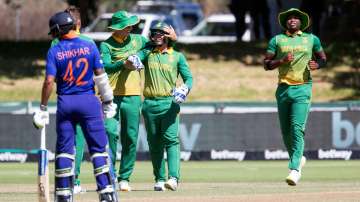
[38,126,50,202]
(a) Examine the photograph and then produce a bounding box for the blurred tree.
[4,0,22,41]
[195,0,230,16]
[66,0,139,27]
[66,0,99,27]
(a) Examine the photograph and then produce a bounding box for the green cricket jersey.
[137,47,193,98]
[267,31,323,85]
[100,34,148,96]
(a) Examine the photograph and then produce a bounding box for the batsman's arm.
[40,76,55,107]
[41,50,57,107]
[94,68,113,104]
[92,44,114,105]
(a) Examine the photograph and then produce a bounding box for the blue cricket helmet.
[48,11,75,36]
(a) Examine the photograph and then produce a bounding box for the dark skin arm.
[308,50,327,70]
[264,50,327,71]
[263,52,294,71]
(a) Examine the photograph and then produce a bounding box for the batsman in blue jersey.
[33,11,118,202]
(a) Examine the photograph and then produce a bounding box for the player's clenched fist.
[281,52,294,63]
[308,60,318,71]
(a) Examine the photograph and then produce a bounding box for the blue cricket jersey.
[46,36,103,95]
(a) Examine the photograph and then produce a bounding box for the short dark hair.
[65,6,81,21]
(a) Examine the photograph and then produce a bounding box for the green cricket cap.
[278,8,310,31]
[108,10,139,30]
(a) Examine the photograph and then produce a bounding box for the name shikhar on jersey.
[56,47,91,60]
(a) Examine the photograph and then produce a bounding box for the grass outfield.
[1,161,360,202]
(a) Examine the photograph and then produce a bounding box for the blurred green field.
[1,161,360,202]
[1,41,360,102]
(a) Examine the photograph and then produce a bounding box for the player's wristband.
[40,104,47,111]
[316,58,326,69]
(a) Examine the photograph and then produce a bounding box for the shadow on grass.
[0,58,44,79]
[0,41,49,79]
[176,41,267,65]
[331,71,360,100]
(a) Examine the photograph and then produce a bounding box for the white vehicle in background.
[82,12,182,41]
[178,13,252,44]
[132,0,204,34]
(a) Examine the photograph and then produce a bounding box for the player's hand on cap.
[172,84,189,104]
[103,102,117,119]
[127,55,144,71]
[164,25,177,41]
[33,105,49,129]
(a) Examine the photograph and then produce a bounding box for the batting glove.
[103,102,117,119]
[172,84,189,104]
[33,105,49,129]
[127,55,144,71]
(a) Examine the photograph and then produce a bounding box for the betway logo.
[0,152,27,163]
[264,149,289,160]
[163,151,192,161]
[318,149,352,160]
[332,112,360,148]
[210,150,245,161]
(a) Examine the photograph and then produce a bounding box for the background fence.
[1,102,360,162]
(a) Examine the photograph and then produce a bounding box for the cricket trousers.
[56,94,111,191]
[74,124,85,186]
[74,117,119,186]
[113,95,142,182]
[142,97,181,182]
[276,83,312,170]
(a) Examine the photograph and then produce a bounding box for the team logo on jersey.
[279,38,288,43]
[168,55,174,63]
[302,38,308,43]
[99,59,103,64]
[132,40,138,48]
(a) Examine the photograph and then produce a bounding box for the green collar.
[285,30,303,37]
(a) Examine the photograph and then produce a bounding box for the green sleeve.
[50,38,59,47]
[141,36,149,48]
[267,36,277,54]
[178,53,193,89]
[136,47,152,61]
[79,34,96,44]
[312,34,323,52]
[100,42,124,74]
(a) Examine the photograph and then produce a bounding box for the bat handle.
[40,126,46,150]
